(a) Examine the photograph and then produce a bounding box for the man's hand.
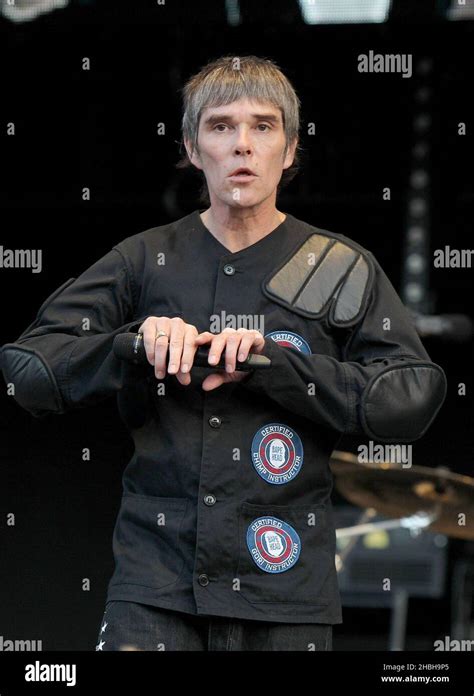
[137,319,266,390]
[137,316,199,385]
[194,327,266,391]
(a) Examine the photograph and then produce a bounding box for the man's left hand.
[194,327,266,391]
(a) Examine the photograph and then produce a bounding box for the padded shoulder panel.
[262,233,374,326]
[361,362,447,443]
[0,343,65,417]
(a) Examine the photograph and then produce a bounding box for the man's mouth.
[228,168,257,177]
[228,168,257,180]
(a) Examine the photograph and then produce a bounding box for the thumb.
[201,373,227,391]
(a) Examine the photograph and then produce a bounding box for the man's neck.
[200,206,286,254]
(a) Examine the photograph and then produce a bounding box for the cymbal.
[331,452,474,540]
[329,450,361,475]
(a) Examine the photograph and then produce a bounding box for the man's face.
[185,98,297,208]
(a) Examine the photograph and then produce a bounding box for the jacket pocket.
[235,501,334,605]
[110,492,188,590]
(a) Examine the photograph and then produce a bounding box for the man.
[0,55,447,651]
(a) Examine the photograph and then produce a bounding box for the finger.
[201,372,227,391]
[207,328,236,366]
[140,318,159,365]
[174,325,198,385]
[206,337,226,365]
[194,331,214,344]
[167,318,186,374]
[179,326,199,374]
[237,331,261,362]
[236,332,257,362]
[153,319,172,378]
[224,330,246,373]
[174,368,192,386]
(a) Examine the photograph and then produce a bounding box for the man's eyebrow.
[203,113,281,127]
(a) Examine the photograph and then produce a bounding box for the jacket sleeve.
[241,252,447,443]
[0,245,147,418]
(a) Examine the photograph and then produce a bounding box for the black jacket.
[0,209,447,624]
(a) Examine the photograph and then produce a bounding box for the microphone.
[113,332,272,371]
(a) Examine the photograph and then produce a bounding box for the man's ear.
[283,137,298,170]
[184,137,203,171]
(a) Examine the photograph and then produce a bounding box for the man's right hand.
[137,317,199,385]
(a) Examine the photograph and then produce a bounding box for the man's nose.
[234,145,252,155]
[233,127,253,154]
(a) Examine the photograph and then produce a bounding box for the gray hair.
[176,55,303,205]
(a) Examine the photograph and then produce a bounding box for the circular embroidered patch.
[246,516,301,573]
[265,330,311,355]
[251,423,303,485]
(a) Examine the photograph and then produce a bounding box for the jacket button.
[223,264,235,275]
[208,416,221,428]
[198,573,210,587]
[204,494,216,506]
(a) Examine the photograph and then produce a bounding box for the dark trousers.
[95,600,332,651]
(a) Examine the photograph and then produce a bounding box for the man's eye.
[213,124,271,132]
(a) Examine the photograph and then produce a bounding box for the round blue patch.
[246,516,301,573]
[265,330,311,355]
[251,423,304,485]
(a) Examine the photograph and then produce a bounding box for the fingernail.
[238,353,245,361]
[209,354,217,363]
[169,363,177,372]
[181,364,189,373]
[226,364,233,373]
[156,371,164,379]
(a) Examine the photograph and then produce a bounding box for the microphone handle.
[114,332,272,370]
